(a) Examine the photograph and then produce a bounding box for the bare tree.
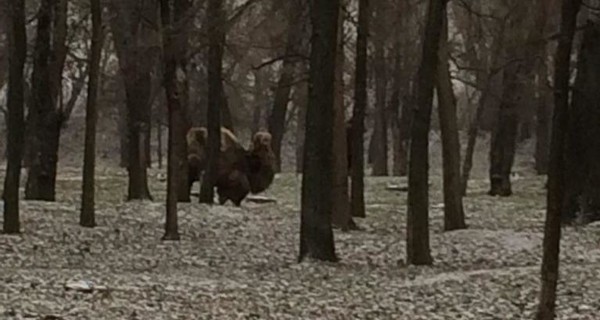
[436,14,466,231]
[25,0,69,201]
[267,0,304,172]
[406,0,447,266]
[80,0,104,228]
[110,0,159,200]
[199,0,225,204]
[535,0,581,318]
[3,0,27,234]
[350,0,369,219]
[299,0,339,263]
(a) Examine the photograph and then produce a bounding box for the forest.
[0,0,599,319]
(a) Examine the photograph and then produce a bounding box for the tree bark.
[299,0,339,263]
[407,0,446,266]
[535,1,581,318]
[80,0,103,228]
[294,79,308,174]
[3,0,27,234]
[25,0,68,201]
[436,14,466,231]
[488,62,520,197]
[110,0,159,200]
[370,37,389,176]
[199,0,225,204]
[331,1,353,230]
[350,0,369,219]
[562,21,600,223]
[160,0,192,240]
[268,0,303,173]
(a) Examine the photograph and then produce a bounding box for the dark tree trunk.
[157,120,163,169]
[3,0,27,234]
[394,93,412,177]
[535,1,580,318]
[268,0,303,173]
[110,0,158,200]
[331,3,353,230]
[25,0,68,201]
[436,14,466,231]
[460,88,487,195]
[160,0,191,240]
[252,70,266,135]
[389,42,404,177]
[406,0,446,266]
[299,0,339,263]
[295,79,308,174]
[488,62,520,197]
[370,40,389,176]
[80,0,103,228]
[562,21,600,223]
[199,0,225,204]
[535,64,551,175]
[350,0,369,219]
[118,103,129,168]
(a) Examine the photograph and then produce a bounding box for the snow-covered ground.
[0,166,599,319]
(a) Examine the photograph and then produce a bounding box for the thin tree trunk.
[3,0,27,234]
[331,1,352,230]
[350,0,369,219]
[436,14,466,231]
[489,63,520,197]
[295,79,307,174]
[252,70,266,135]
[80,0,103,228]
[157,120,163,169]
[199,0,225,204]
[268,0,303,173]
[535,57,551,175]
[535,0,581,318]
[299,0,339,263]
[407,0,447,266]
[25,0,68,201]
[160,0,191,240]
[371,39,388,176]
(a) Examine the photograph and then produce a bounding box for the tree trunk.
[562,21,600,223]
[294,79,308,174]
[535,1,580,318]
[535,61,551,175]
[350,0,369,219]
[407,0,446,266]
[118,102,129,168]
[3,0,27,234]
[331,2,353,230]
[80,0,103,228]
[199,0,225,204]
[370,39,389,176]
[110,0,159,200]
[488,62,520,197]
[268,0,303,173]
[25,0,68,201]
[157,120,163,169]
[160,0,191,240]
[389,42,404,177]
[252,70,266,135]
[436,14,466,231]
[299,0,339,263]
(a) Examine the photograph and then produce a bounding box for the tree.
[267,0,304,172]
[436,14,466,231]
[331,1,353,230]
[406,0,447,266]
[3,0,27,234]
[199,0,225,204]
[80,0,104,228]
[370,4,389,177]
[561,20,600,223]
[350,0,369,219]
[160,0,192,239]
[110,0,159,200]
[299,0,339,262]
[488,3,528,197]
[535,0,581,318]
[25,0,69,201]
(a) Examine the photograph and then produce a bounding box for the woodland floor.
[1,149,600,319]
